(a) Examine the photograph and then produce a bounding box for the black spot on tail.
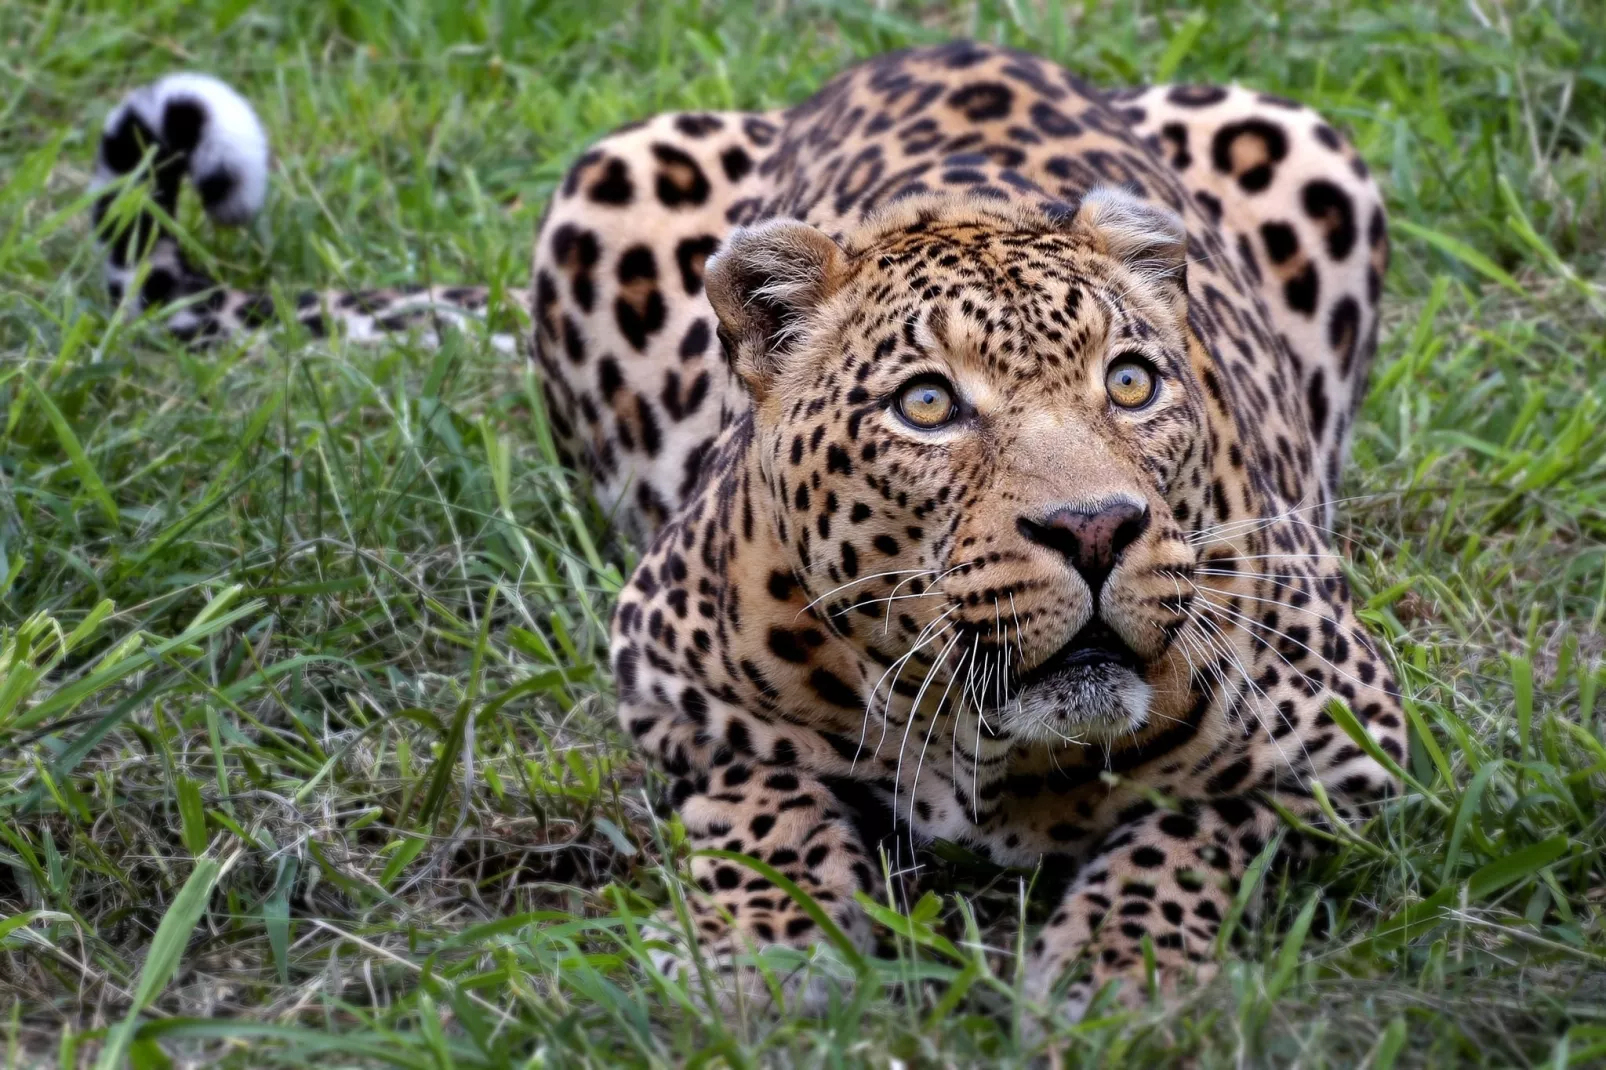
[238,294,276,328]
[196,168,236,210]
[101,111,153,174]
[161,98,207,151]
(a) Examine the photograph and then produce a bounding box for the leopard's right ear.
[704,219,848,399]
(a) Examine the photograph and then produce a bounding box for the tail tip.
[96,71,270,226]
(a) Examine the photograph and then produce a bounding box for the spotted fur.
[96,43,1401,1015]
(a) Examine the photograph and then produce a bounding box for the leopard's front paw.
[648,896,863,1013]
[1056,954,1219,1021]
[1026,898,1220,1020]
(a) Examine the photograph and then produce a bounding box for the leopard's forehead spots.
[785,228,1185,434]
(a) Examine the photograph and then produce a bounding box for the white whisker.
[797,568,936,618]
[1190,580,1342,621]
[882,560,969,635]
[860,605,959,762]
[898,637,968,846]
[1189,589,1377,696]
[1183,608,1309,774]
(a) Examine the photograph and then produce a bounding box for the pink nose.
[1017,500,1149,595]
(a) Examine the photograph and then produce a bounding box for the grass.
[2,0,1604,1064]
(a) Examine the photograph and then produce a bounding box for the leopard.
[90,42,1403,1018]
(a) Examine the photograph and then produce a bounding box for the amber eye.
[894,376,959,429]
[1106,357,1157,409]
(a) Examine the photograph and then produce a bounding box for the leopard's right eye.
[1106,356,1158,409]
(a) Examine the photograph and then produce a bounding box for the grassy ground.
[2,0,1604,1065]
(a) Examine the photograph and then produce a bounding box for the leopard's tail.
[92,73,522,350]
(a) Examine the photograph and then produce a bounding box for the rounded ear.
[704,219,848,398]
[1072,186,1188,292]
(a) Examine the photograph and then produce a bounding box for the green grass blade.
[1393,219,1526,295]
[95,854,227,1070]
[1154,9,1208,82]
[22,372,119,527]
[175,777,208,857]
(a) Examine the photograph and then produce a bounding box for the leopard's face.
[712,192,1215,745]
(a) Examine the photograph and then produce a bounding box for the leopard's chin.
[1000,622,1153,744]
[1001,663,1153,745]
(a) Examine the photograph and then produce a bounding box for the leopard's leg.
[1120,86,1389,516]
[91,74,521,348]
[653,767,881,1012]
[532,108,784,545]
[613,612,884,1011]
[1025,793,1328,1018]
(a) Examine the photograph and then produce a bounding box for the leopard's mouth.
[1015,620,1143,688]
[1001,620,1154,744]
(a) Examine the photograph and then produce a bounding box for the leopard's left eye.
[1106,356,1158,409]
[894,376,959,429]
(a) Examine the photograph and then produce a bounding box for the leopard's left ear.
[704,219,848,400]
[1072,186,1188,294]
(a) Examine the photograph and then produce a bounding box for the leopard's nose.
[1017,499,1150,595]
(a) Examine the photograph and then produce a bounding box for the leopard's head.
[707,189,1226,745]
